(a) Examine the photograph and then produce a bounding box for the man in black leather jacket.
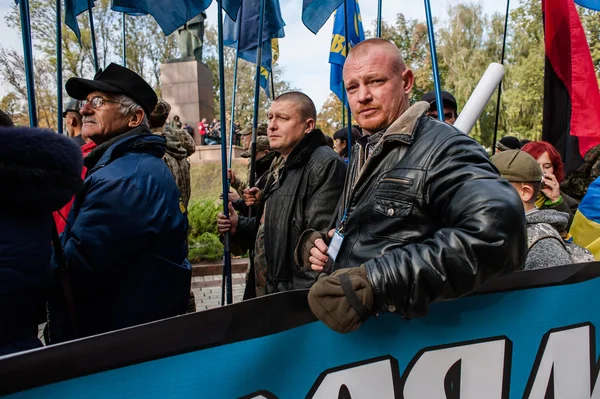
[299,39,527,333]
[217,92,346,296]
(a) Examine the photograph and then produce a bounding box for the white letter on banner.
[307,357,397,399]
[402,338,509,399]
[524,324,595,398]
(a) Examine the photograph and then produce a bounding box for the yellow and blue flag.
[570,177,600,259]
[329,0,364,103]
[224,0,285,99]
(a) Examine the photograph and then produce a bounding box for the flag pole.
[87,0,99,71]
[56,0,63,133]
[423,0,444,122]
[492,0,510,153]
[376,0,383,38]
[343,0,353,162]
[270,69,275,98]
[228,40,240,169]
[19,0,37,127]
[122,14,127,67]
[341,89,346,128]
[250,0,267,190]
[217,0,233,306]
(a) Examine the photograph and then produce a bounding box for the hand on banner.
[308,265,375,334]
[542,172,562,203]
[243,187,262,207]
[310,229,335,271]
[217,202,238,235]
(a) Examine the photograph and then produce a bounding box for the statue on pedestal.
[175,12,206,62]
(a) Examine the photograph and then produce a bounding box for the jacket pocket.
[374,196,413,218]
[368,196,417,243]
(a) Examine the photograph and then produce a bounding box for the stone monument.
[160,12,214,144]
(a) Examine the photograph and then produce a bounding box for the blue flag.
[111,0,213,36]
[575,0,600,10]
[302,0,344,34]
[224,0,285,98]
[329,0,364,103]
[63,0,95,43]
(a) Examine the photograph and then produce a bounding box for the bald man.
[298,39,527,333]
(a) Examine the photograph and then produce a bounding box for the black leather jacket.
[330,102,527,318]
[235,130,347,293]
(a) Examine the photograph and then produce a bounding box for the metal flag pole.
[270,69,275,99]
[217,0,233,306]
[56,0,63,133]
[492,0,510,153]
[341,89,346,127]
[237,0,267,303]
[19,0,38,127]
[376,0,383,37]
[250,0,267,191]
[343,0,353,162]
[423,0,444,122]
[87,0,99,71]
[228,40,240,169]
[122,14,127,67]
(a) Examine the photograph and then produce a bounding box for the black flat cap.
[65,63,158,116]
[421,90,458,110]
[496,136,522,151]
[63,98,81,117]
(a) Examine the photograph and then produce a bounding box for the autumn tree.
[203,25,294,127]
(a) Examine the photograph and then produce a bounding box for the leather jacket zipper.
[380,177,412,186]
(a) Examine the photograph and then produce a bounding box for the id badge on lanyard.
[327,230,344,261]
[326,208,349,264]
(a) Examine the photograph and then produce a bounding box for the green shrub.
[188,232,223,262]
[188,199,221,238]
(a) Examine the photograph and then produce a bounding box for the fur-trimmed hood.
[0,127,83,212]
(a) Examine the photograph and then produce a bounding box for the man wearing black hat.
[63,98,85,146]
[495,135,522,154]
[47,63,192,343]
[421,90,459,125]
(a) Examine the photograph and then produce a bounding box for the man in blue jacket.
[48,63,191,343]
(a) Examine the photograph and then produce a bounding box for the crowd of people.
[1,38,599,355]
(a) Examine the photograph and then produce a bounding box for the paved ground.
[191,272,247,310]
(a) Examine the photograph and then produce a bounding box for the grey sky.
[0,0,516,110]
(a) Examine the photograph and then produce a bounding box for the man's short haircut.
[274,91,317,122]
[0,109,14,127]
[347,38,406,72]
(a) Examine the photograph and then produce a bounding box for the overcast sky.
[0,0,517,110]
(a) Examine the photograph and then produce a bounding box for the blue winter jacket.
[0,127,83,356]
[48,127,191,343]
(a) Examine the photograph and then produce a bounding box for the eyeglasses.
[81,96,121,110]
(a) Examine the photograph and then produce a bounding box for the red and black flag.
[542,0,600,173]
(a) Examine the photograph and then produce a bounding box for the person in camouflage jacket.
[561,144,600,201]
[149,99,196,209]
[150,99,196,312]
[230,122,270,196]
